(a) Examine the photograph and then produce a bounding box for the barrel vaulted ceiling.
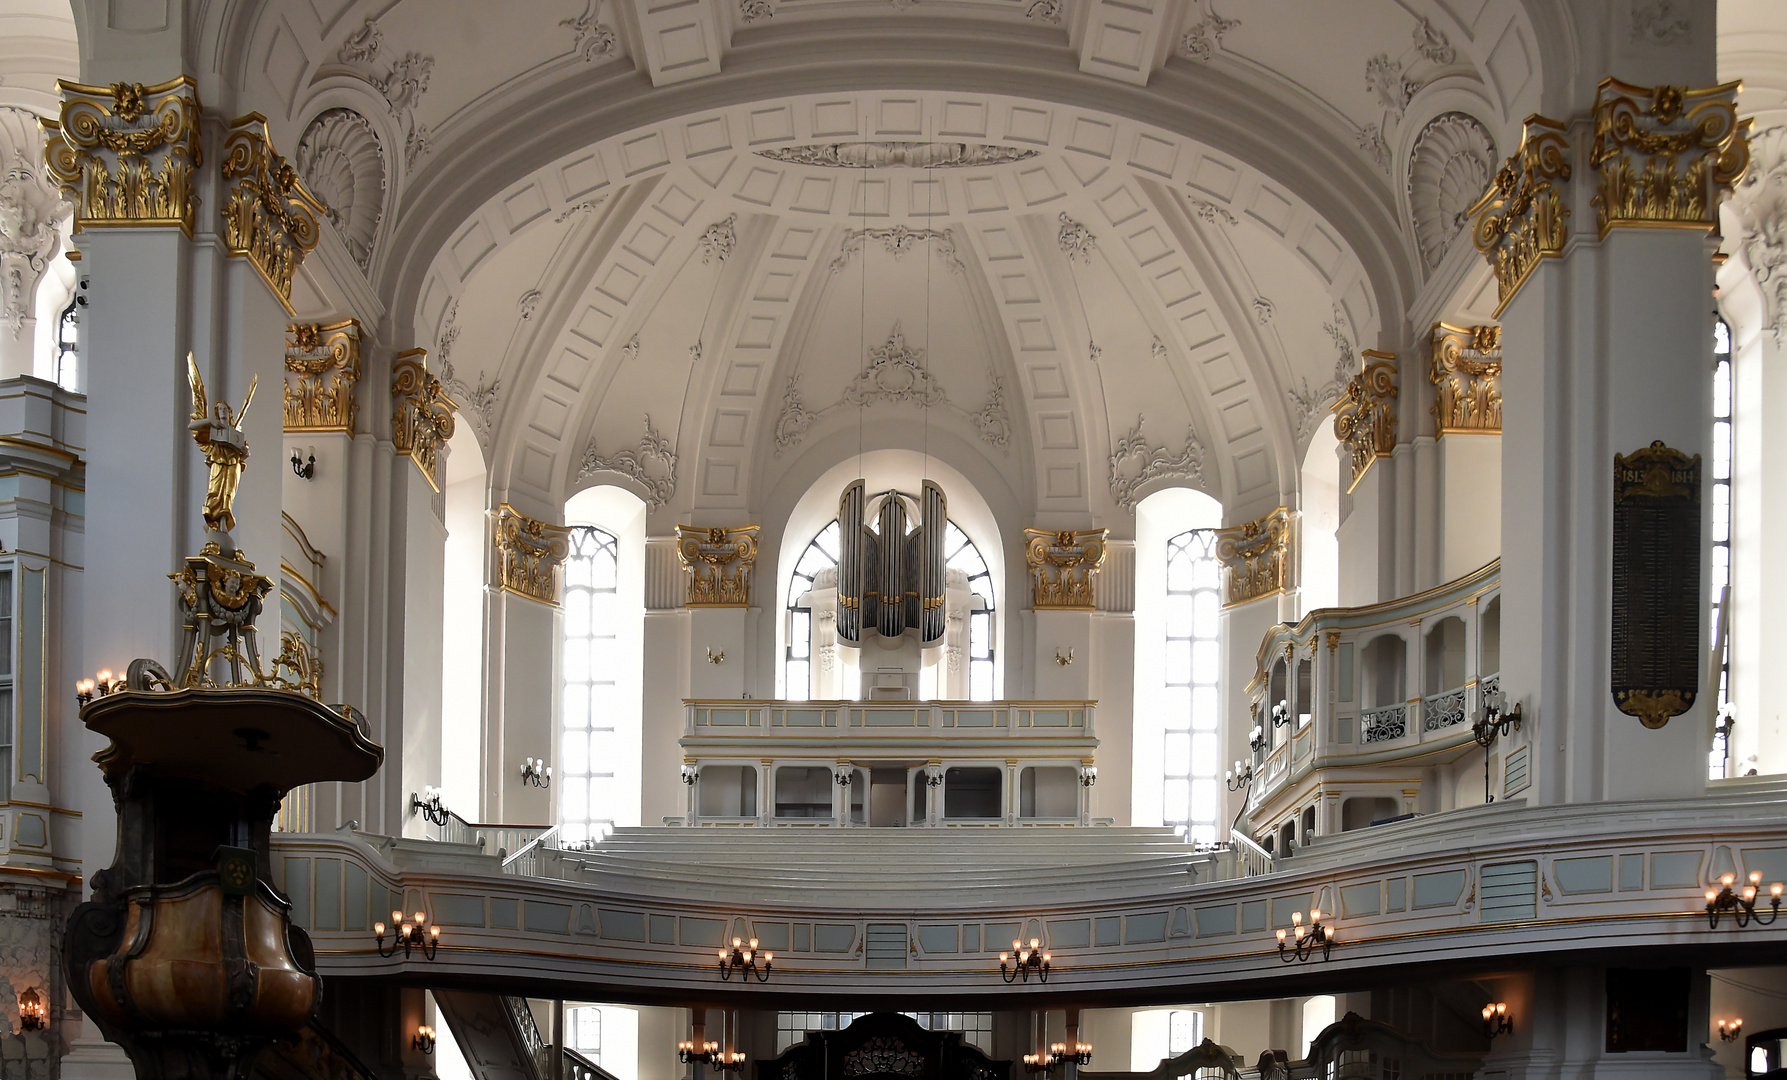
[186,0,1556,526]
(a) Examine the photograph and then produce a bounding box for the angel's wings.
[186,352,207,421]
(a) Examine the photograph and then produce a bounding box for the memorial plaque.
[1611,441,1700,728]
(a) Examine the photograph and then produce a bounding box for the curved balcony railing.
[1360,705,1407,744]
[1422,688,1469,732]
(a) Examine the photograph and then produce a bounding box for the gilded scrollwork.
[1590,79,1750,236]
[284,320,361,433]
[1215,507,1293,607]
[1429,323,1501,435]
[495,504,573,606]
[1469,116,1571,314]
[1023,528,1108,610]
[43,76,202,234]
[391,349,458,491]
[676,525,760,608]
[1331,351,1397,492]
[221,115,326,312]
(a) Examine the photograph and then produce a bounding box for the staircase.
[435,992,623,1080]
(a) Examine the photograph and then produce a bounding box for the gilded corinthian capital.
[1023,528,1108,611]
[1215,508,1293,607]
[1430,323,1501,435]
[1469,116,1570,314]
[676,525,759,608]
[285,321,361,433]
[495,504,572,606]
[391,349,457,491]
[1591,79,1750,237]
[1331,351,1397,493]
[43,76,202,235]
[222,115,326,313]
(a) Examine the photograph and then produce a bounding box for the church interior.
[1,0,1786,1077]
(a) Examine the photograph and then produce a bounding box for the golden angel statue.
[187,354,256,535]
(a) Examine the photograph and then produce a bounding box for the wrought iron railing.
[1360,705,1407,744]
[1421,688,1468,731]
[502,995,553,1080]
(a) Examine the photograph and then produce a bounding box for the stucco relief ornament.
[739,0,775,21]
[830,226,963,275]
[1411,17,1456,63]
[757,142,1037,169]
[1408,113,1497,272]
[0,110,70,339]
[435,300,501,443]
[1187,197,1238,226]
[700,213,737,264]
[1252,298,1275,325]
[620,334,641,363]
[579,415,678,509]
[843,324,945,408]
[969,376,1012,450]
[1058,213,1097,262]
[1109,414,1206,512]
[1358,124,1391,173]
[1732,126,1787,344]
[1630,0,1690,44]
[773,375,818,452]
[518,289,541,320]
[1289,310,1356,443]
[1025,0,1061,23]
[1179,2,1240,62]
[295,108,385,271]
[563,0,619,60]
[335,18,434,168]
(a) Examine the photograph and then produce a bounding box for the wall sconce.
[924,765,944,789]
[374,910,440,960]
[1022,1044,1091,1074]
[1718,1019,1743,1042]
[1275,908,1334,962]
[410,787,451,826]
[1270,699,1292,728]
[1054,648,1075,666]
[1472,690,1523,802]
[713,1052,747,1073]
[1247,722,1266,754]
[1078,765,1097,788]
[679,1041,719,1065]
[521,757,552,789]
[1000,938,1050,984]
[681,763,701,786]
[1482,1003,1512,1039]
[707,647,725,664]
[1706,871,1782,928]
[291,448,316,479]
[1225,760,1253,791]
[718,937,771,982]
[17,987,45,1032]
[413,1025,436,1054]
[75,669,125,706]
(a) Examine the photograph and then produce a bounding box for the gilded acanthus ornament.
[284,320,361,433]
[1469,115,1571,314]
[495,504,573,606]
[43,76,202,235]
[391,349,458,491]
[1590,78,1750,236]
[676,524,760,608]
[1429,323,1501,435]
[1214,507,1293,607]
[1331,351,1397,493]
[1023,528,1108,611]
[221,115,326,313]
[186,353,256,536]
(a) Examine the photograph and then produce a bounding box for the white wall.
[440,428,487,815]
[1299,427,1341,614]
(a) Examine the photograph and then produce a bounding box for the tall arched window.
[1164,529,1221,843]
[561,525,620,844]
[1710,316,1733,780]
[784,518,995,700]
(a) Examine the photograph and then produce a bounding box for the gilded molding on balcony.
[1590,79,1750,237]
[43,76,202,235]
[284,320,360,433]
[1215,508,1292,608]
[1469,116,1570,315]
[495,504,572,606]
[676,525,759,608]
[221,115,326,313]
[1331,351,1397,493]
[1024,528,1108,611]
[391,349,456,491]
[1430,323,1501,435]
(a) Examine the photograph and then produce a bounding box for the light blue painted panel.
[17,567,42,783]
[526,901,571,935]
[1094,917,1120,946]
[1241,901,1267,932]
[1479,861,1537,923]
[601,909,646,941]
[491,898,519,929]
[313,858,341,931]
[1031,710,1071,727]
[813,924,856,952]
[1194,905,1236,938]
[794,924,812,951]
[1555,856,1613,895]
[680,917,725,946]
[710,709,749,727]
[753,922,790,951]
[1412,870,1467,910]
[964,925,981,952]
[867,710,919,727]
[1385,878,1405,912]
[1743,848,1787,886]
[955,710,995,728]
[783,710,824,727]
[1124,913,1167,943]
[1651,851,1703,888]
[1619,854,1644,891]
[985,922,1021,949]
[344,864,368,930]
[865,924,907,969]
[1271,894,1315,929]
[1047,919,1090,948]
[1340,883,1380,918]
[649,914,675,943]
[918,925,959,953]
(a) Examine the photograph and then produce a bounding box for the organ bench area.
[678,701,1102,827]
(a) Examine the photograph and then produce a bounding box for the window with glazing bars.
[560,526,620,844]
[1164,530,1221,843]
[1709,317,1733,781]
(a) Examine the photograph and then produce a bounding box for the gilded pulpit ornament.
[187,353,256,536]
[1023,528,1108,610]
[43,76,202,234]
[1331,351,1397,492]
[1590,79,1750,236]
[221,115,326,312]
[391,349,458,491]
[284,320,361,433]
[1611,441,1701,728]
[1215,507,1293,607]
[495,504,573,605]
[676,524,760,608]
[1469,115,1570,314]
[1430,323,1501,434]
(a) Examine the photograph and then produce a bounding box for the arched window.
[1164,529,1221,844]
[784,518,995,700]
[1710,315,1733,780]
[561,525,620,844]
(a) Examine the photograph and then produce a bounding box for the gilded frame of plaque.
[1610,441,1701,728]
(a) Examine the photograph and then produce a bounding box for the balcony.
[1244,561,1502,854]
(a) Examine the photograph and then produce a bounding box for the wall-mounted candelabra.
[680,1042,746,1071]
[1078,765,1097,788]
[18,987,45,1031]
[1718,1019,1743,1042]
[413,1025,436,1054]
[74,669,125,706]
[1270,699,1292,729]
[1225,760,1253,791]
[290,448,316,479]
[1000,937,1050,983]
[1472,690,1523,803]
[718,937,771,982]
[1275,908,1333,962]
[1706,871,1783,928]
[521,757,552,788]
[375,910,440,960]
[1482,1003,1512,1039]
[410,787,450,826]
